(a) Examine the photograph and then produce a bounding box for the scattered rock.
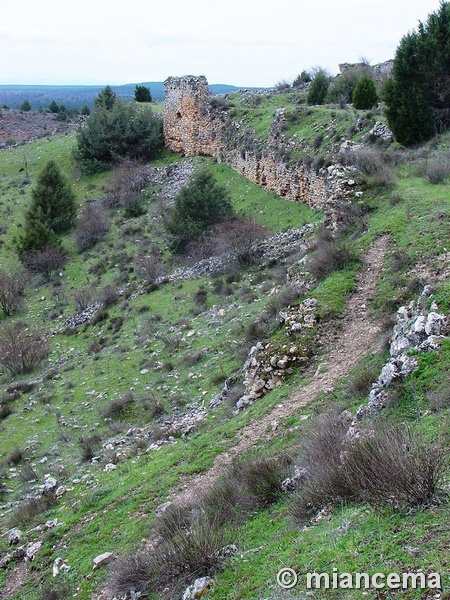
[8,528,22,546]
[53,556,70,577]
[93,551,114,570]
[182,576,213,600]
[26,541,42,561]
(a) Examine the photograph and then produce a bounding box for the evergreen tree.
[94,85,117,110]
[20,100,31,112]
[385,1,450,145]
[165,170,235,252]
[74,101,163,174]
[352,75,378,109]
[134,85,152,102]
[307,70,330,105]
[17,160,77,259]
[49,100,59,113]
[27,160,77,234]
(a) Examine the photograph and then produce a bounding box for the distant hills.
[0,82,262,111]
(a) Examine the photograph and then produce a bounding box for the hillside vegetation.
[0,30,450,600]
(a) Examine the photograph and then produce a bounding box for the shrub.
[74,287,95,311]
[20,100,31,112]
[134,252,164,286]
[9,493,58,528]
[309,228,359,281]
[352,75,378,109]
[75,202,108,252]
[343,425,446,508]
[290,413,446,519]
[165,169,235,252]
[0,321,49,375]
[102,392,135,420]
[424,156,450,183]
[307,69,330,105]
[78,434,102,462]
[22,246,67,279]
[212,218,268,266]
[74,101,163,174]
[0,269,27,316]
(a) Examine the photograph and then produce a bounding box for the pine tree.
[307,70,330,105]
[385,2,450,145]
[165,170,235,252]
[17,161,76,258]
[352,75,378,109]
[134,85,152,102]
[94,85,117,110]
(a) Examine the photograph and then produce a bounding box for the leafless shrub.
[289,413,446,519]
[339,147,395,186]
[23,246,67,280]
[343,363,380,398]
[7,447,25,466]
[342,425,446,508]
[78,434,102,462]
[73,286,95,311]
[9,493,58,528]
[105,160,148,209]
[102,392,135,420]
[423,156,450,184]
[134,252,164,286]
[213,218,268,266]
[309,227,359,281]
[98,284,119,307]
[75,202,109,252]
[427,378,450,412]
[0,321,49,375]
[0,269,27,316]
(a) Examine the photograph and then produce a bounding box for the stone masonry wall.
[163,76,355,223]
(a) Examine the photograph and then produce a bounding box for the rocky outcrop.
[236,298,318,409]
[355,286,448,420]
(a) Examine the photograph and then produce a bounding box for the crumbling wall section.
[163,75,355,224]
[163,76,227,157]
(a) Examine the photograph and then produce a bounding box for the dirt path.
[177,234,390,500]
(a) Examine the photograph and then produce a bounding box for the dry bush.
[98,284,119,307]
[289,412,446,519]
[77,434,102,462]
[425,157,450,184]
[342,425,446,508]
[309,227,359,281]
[9,493,58,528]
[0,269,27,316]
[105,160,148,210]
[213,218,268,266]
[339,147,395,186]
[109,452,291,599]
[102,392,135,420]
[75,202,109,252]
[23,246,67,280]
[0,321,49,375]
[134,252,164,286]
[73,286,95,312]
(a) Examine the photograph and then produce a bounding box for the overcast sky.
[1,0,442,87]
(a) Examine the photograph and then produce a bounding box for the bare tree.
[214,218,268,266]
[0,321,49,375]
[75,202,109,252]
[0,270,27,316]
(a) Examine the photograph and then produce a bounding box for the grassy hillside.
[0,88,449,600]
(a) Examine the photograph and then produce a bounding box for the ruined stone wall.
[163,76,355,224]
[163,76,227,157]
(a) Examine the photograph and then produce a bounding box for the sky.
[1,0,443,87]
